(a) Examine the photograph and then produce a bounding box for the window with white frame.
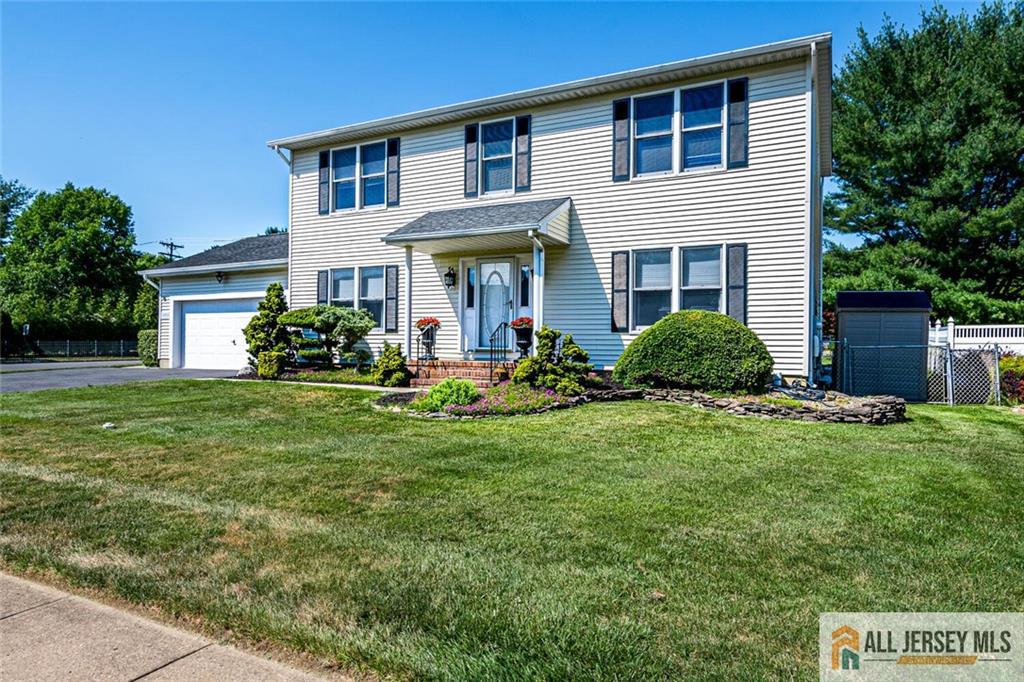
[332,148,356,210]
[330,268,354,307]
[331,142,387,211]
[681,84,725,170]
[481,120,514,193]
[633,92,674,176]
[359,266,385,328]
[633,249,672,328]
[360,142,386,207]
[680,245,723,311]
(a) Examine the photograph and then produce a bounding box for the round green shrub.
[372,341,410,387]
[612,311,774,393]
[412,377,480,412]
[137,329,158,367]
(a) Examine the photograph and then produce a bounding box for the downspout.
[142,273,161,363]
[529,231,544,357]
[805,41,819,384]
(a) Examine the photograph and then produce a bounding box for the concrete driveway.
[0,364,237,393]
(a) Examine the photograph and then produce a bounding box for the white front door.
[477,258,515,349]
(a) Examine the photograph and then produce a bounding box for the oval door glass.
[478,261,511,348]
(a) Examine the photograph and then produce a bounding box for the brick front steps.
[409,359,516,388]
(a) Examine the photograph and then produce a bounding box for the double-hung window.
[481,120,514,194]
[332,149,356,210]
[360,142,386,207]
[633,92,674,176]
[331,142,387,210]
[681,84,725,170]
[680,245,723,311]
[330,268,354,307]
[633,249,672,328]
[359,266,385,328]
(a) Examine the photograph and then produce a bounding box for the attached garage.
[139,233,289,369]
[179,298,260,369]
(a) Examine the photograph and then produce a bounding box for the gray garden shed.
[835,290,931,401]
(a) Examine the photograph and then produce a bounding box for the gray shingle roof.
[384,197,570,241]
[149,233,288,272]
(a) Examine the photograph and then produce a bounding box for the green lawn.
[1,381,1021,680]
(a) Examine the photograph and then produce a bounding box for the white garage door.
[180,299,259,369]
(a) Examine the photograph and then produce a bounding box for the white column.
[947,316,955,349]
[532,238,544,346]
[404,246,413,355]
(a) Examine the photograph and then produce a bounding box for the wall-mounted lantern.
[443,266,457,290]
[216,271,226,284]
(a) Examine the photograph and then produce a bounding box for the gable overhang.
[383,198,571,256]
[268,34,832,173]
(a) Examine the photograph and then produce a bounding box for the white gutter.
[268,33,831,151]
[140,258,289,278]
[141,273,160,290]
[272,145,291,166]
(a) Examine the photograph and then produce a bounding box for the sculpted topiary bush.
[612,311,774,393]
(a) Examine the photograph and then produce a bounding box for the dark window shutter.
[318,151,330,215]
[612,99,631,182]
[317,270,329,305]
[386,138,400,206]
[464,124,479,198]
[611,251,630,331]
[727,78,749,168]
[385,265,399,333]
[515,115,531,192]
[726,244,747,324]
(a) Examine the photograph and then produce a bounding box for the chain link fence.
[839,342,1002,405]
[31,340,138,358]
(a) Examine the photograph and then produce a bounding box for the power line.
[158,240,183,260]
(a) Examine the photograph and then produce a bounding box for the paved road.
[0,360,140,372]
[1,573,327,681]
[0,365,236,393]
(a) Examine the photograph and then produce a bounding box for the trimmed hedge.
[137,329,158,367]
[258,351,286,379]
[612,311,774,393]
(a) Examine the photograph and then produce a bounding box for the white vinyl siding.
[287,61,813,375]
[156,267,287,363]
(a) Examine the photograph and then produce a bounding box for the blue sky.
[2,1,976,256]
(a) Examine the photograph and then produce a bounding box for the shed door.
[180,299,258,369]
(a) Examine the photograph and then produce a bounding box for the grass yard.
[1,381,1022,680]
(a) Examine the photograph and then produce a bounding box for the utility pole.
[158,240,183,260]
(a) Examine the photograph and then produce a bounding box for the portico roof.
[383,197,571,255]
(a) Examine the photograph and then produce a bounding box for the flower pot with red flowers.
[510,317,534,358]
[416,317,441,360]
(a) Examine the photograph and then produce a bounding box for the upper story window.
[330,141,388,211]
[682,84,725,170]
[332,149,356,210]
[360,142,386,207]
[681,245,722,311]
[481,120,514,194]
[612,77,746,183]
[633,93,674,176]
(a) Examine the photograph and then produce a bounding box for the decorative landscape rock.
[235,365,258,380]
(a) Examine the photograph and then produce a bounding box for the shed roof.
[835,290,931,311]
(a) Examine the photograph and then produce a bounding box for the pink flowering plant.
[443,381,566,416]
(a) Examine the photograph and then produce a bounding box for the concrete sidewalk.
[0,573,327,681]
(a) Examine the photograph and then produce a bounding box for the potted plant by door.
[416,317,441,360]
[510,317,534,358]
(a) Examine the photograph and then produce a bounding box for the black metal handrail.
[488,321,509,383]
[415,325,437,362]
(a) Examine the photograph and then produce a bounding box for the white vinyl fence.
[928,318,1024,354]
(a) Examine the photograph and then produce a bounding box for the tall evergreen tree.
[826,2,1023,322]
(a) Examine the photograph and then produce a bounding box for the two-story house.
[144,34,831,381]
